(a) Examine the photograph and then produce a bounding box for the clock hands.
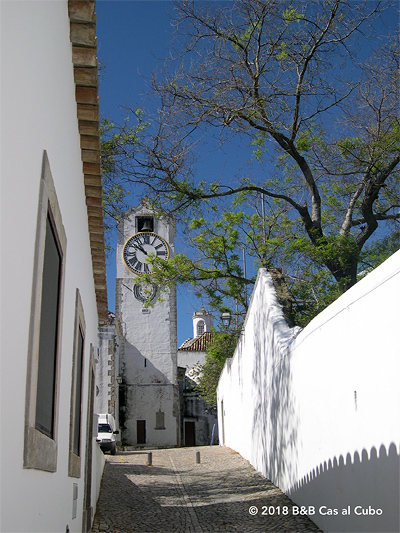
[135,244,148,256]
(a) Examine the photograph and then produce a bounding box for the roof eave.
[68,0,108,324]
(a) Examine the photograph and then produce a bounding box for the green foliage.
[193,331,238,408]
[337,136,362,160]
[142,203,257,311]
[296,128,322,153]
[282,6,305,24]
[290,269,343,327]
[276,42,289,61]
[315,235,359,269]
[232,21,262,50]
[251,132,268,161]
[359,230,400,272]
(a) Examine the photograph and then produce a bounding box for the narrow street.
[91,446,321,533]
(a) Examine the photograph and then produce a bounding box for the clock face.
[123,232,169,274]
[133,283,157,303]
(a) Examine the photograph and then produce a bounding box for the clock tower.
[116,199,179,446]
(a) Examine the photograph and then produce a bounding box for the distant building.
[178,309,218,446]
[178,308,215,380]
[96,313,122,435]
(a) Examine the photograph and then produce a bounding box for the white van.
[96,413,119,455]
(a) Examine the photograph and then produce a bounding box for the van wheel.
[111,444,116,455]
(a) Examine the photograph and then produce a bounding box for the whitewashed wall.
[178,350,206,380]
[218,251,400,533]
[1,2,104,532]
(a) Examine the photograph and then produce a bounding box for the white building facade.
[1,1,107,531]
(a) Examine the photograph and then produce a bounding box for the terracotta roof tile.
[178,332,214,352]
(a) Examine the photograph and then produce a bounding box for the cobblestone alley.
[91,446,322,533]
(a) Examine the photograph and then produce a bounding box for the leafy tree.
[105,0,399,323]
[191,331,238,408]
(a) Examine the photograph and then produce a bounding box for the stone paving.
[91,446,322,533]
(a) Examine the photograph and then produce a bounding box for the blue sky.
[96,1,225,345]
[97,1,174,117]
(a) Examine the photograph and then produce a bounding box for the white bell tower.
[192,308,214,338]
[115,199,179,447]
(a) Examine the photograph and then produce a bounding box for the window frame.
[197,321,205,336]
[34,214,63,438]
[24,151,67,472]
[69,289,86,478]
[155,410,165,430]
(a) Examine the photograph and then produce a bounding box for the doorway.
[137,420,146,444]
[184,421,195,447]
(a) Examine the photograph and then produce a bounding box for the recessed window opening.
[69,289,86,477]
[35,214,62,439]
[156,411,165,430]
[197,321,205,336]
[72,326,84,456]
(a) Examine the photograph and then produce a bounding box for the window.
[197,321,205,336]
[24,151,66,472]
[35,215,62,438]
[155,411,165,430]
[98,424,112,433]
[73,328,84,455]
[69,289,86,478]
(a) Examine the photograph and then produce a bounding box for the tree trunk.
[268,267,296,328]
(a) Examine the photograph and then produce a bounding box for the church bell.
[139,218,153,232]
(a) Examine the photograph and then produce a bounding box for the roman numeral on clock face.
[125,250,137,260]
[132,235,144,245]
[131,260,142,272]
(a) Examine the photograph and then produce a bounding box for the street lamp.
[220,312,232,329]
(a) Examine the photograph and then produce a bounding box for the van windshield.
[98,424,112,433]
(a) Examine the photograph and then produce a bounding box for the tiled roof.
[178,332,214,352]
[68,0,108,323]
